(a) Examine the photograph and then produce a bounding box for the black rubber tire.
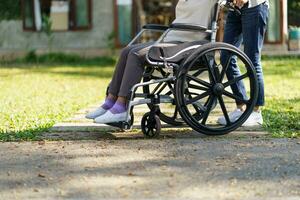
[175,42,258,136]
[141,112,161,138]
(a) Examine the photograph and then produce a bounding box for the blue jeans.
[221,3,269,106]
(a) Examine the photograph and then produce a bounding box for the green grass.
[0,56,115,141]
[0,55,299,141]
[262,57,300,138]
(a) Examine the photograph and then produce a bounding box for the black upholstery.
[148,40,209,63]
[170,23,207,32]
[142,24,169,31]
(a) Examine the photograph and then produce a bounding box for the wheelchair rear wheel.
[176,42,258,135]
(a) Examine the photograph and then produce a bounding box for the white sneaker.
[242,111,263,127]
[85,107,107,119]
[217,108,244,125]
[94,111,127,124]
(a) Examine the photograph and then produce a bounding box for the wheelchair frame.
[108,0,258,137]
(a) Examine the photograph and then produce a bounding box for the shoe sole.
[242,122,263,127]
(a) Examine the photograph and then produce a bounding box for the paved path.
[1,137,300,200]
[1,105,300,200]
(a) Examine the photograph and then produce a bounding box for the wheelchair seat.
[148,40,210,63]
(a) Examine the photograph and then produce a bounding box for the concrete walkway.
[46,104,266,140]
[1,105,300,200]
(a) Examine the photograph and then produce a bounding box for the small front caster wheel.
[141,112,161,138]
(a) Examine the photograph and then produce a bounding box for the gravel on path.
[0,135,299,200]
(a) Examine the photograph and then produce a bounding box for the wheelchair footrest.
[105,121,132,130]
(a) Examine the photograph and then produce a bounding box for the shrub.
[289,0,300,26]
[22,51,116,66]
[0,0,21,21]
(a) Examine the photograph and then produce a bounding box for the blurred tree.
[0,0,21,20]
[288,0,300,26]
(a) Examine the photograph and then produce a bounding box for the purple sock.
[110,102,127,114]
[101,98,116,110]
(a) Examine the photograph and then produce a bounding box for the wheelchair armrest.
[169,23,207,32]
[142,24,169,31]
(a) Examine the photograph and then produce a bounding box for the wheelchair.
[107,0,258,138]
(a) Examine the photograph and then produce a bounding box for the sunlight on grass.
[262,58,300,138]
[0,64,114,141]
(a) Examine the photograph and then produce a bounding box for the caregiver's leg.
[217,11,248,125]
[242,4,269,108]
[221,11,247,110]
[218,5,268,126]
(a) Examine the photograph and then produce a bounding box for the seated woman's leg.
[94,43,153,123]
[108,45,138,97]
[85,45,139,119]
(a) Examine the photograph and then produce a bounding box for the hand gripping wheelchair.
[107,0,258,137]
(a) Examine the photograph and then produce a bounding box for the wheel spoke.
[218,96,231,126]
[214,64,221,82]
[186,91,211,105]
[223,91,249,104]
[185,91,199,96]
[192,67,207,77]
[158,68,168,77]
[156,83,168,95]
[165,91,173,96]
[224,73,248,88]
[201,95,216,125]
[186,74,212,88]
[188,83,208,91]
[151,82,164,94]
[220,53,233,82]
[204,54,217,83]
[167,82,175,94]
[173,107,179,119]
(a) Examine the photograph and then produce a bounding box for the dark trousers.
[221,3,269,106]
[108,42,154,97]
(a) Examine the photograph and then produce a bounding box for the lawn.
[262,57,300,137]
[0,55,299,141]
[0,56,115,141]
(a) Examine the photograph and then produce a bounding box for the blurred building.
[0,0,290,58]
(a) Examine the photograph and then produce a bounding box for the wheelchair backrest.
[173,0,220,30]
[160,0,221,43]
